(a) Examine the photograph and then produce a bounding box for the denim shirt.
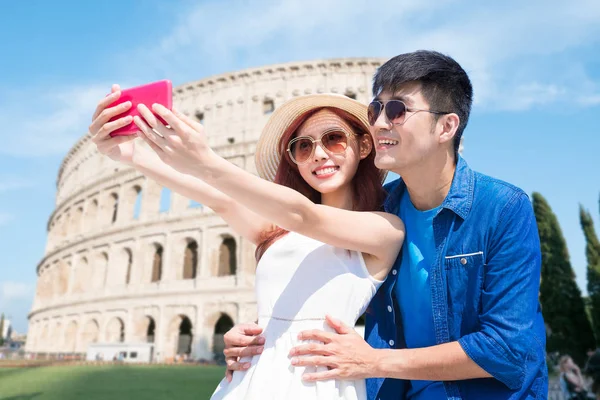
[365,157,548,400]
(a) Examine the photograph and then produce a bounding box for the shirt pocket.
[444,251,485,336]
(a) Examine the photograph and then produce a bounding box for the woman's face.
[289,109,369,195]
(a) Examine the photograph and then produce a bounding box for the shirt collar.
[383,156,474,220]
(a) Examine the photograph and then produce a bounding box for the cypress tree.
[0,314,4,347]
[533,193,595,364]
[581,205,600,344]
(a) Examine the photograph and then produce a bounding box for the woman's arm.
[89,88,272,245]
[135,104,405,264]
[133,145,273,245]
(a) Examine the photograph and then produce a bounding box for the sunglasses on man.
[367,100,451,126]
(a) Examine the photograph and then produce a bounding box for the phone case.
[107,80,173,137]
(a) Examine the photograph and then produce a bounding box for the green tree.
[0,313,4,346]
[533,193,595,364]
[581,205,600,344]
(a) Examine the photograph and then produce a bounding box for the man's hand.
[289,315,378,381]
[223,323,265,382]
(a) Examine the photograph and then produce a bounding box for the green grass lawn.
[0,364,226,400]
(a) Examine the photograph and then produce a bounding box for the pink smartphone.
[108,80,173,137]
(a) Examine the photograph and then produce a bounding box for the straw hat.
[255,93,387,183]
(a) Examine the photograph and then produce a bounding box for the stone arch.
[40,322,50,352]
[133,314,157,343]
[64,320,78,353]
[183,239,198,280]
[39,268,52,300]
[56,260,69,296]
[105,317,125,343]
[213,313,234,363]
[108,247,132,286]
[73,256,90,293]
[79,319,99,352]
[50,320,62,352]
[159,187,171,213]
[145,316,156,343]
[217,236,237,276]
[108,192,119,224]
[70,205,83,234]
[46,263,58,299]
[344,90,357,100]
[123,184,142,221]
[151,243,163,283]
[53,215,63,241]
[263,98,275,115]
[27,321,37,351]
[167,314,194,357]
[124,248,133,285]
[93,252,109,290]
[87,199,99,231]
[62,209,71,237]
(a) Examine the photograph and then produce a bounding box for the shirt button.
[387,305,393,312]
[389,340,395,347]
[460,258,467,265]
[392,269,397,275]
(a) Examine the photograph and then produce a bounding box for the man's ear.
[438,113,460,145]
[359,135,373,160]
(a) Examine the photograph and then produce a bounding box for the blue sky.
[0,0,599,334]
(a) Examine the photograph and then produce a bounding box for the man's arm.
[456,191,542,389]
[290,316,490,382]
[292,191,542,389]
[374,342,490,381]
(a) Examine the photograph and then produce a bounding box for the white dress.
[210,231,384,400]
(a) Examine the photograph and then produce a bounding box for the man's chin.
[375,155,401,171]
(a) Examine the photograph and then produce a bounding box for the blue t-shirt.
[395,192,446,399]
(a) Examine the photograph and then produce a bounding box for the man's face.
[370,82,442,174]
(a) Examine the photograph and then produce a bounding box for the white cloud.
[0,85,110,157]
[0,177,34,192]
[494,83,567,111]
[1,0,599,159]
[0,213,15,226]
[579,94,600,106]
[0,282,31,302]
[134,0,600,111]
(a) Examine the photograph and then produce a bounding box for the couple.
[90,51,547,399]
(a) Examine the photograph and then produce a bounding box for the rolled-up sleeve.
[458,191,541,390]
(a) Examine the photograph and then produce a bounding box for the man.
[223,50,547,399]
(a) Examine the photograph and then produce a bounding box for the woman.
[90,85,405,399]
[559,355,591,400]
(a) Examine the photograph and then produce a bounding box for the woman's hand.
[134,103,213,176]
[90,84,149,166]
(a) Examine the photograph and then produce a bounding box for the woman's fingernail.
[257,347,263,354]
[291,358,298,365]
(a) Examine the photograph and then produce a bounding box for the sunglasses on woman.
[287,128,350,165]
[367,100,451,126]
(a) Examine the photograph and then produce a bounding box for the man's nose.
[372,107,391,130]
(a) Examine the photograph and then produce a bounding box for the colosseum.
[25,57,386,363]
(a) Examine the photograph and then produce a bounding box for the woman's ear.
[359,135,373,160]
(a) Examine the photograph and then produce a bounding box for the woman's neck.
[320,184,354,210]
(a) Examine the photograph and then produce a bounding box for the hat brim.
[255,94,388,184]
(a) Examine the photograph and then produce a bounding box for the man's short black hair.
[373,50,473,157]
